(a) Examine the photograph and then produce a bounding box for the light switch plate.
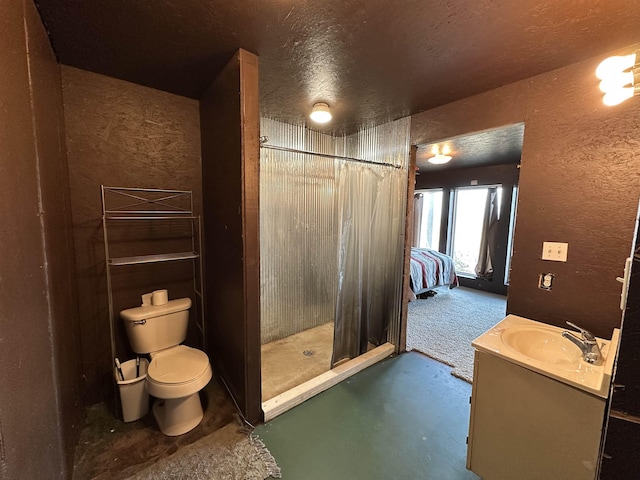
[542,242,568,262]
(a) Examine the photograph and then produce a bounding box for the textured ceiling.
[36,0,640,136]
[417,124,525,172]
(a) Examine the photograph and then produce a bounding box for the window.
[449,186,502,277]
[415,189,443,250]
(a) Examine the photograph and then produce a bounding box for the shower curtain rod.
[259,141,402,169]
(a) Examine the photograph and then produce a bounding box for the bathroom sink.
[500,325,582,372]
[472,315,620,398]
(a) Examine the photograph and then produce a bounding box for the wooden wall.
[411,43,640,339]
[61,66,202,405]
[0,1,82,477]
[200,49,262,423]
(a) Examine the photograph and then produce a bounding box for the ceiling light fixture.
[596,53,640,106]
[427,144,452,165]
[310,102,332,123]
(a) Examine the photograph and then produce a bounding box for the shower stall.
[259,117,411,414]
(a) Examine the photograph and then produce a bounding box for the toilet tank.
[120,298,192,354]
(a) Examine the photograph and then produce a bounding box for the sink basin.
[472,315,620,398]
[501,325,582,372]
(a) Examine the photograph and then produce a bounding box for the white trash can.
[115,358,149,422]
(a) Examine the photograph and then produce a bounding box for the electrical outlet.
[539,273,554,290]
[542,242,568,262]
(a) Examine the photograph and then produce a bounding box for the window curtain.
[413,193,424,247]
[475,187,498,279]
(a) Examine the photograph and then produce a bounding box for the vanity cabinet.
[467,351,606,480]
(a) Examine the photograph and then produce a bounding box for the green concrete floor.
[255,351,480,480]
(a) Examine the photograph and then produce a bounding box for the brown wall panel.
[200,49,261,423]
[0,2,58,477]
[240,51,262,422]
[602,215,640,476]
[24,0,83,472]
[62,67,202,405]
[0,0,81,477]
[611,251,640,416]
[411,80,529,146]
[411,44,640,339]
[599,415,640,478]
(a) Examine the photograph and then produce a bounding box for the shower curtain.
[332,163,398,364]
[331,120,410,366]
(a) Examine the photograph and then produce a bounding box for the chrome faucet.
[562,321,603,365]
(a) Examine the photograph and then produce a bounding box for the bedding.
[409,247,458,296]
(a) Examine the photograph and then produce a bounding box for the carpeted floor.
[407,286,506,382]
[131,421,281,480]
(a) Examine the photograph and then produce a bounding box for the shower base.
[262,341,395,421]
[261,322,334,402]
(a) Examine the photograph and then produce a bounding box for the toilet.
[120,295,212,436]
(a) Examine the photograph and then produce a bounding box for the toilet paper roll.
[151,289,168,306]
[141,293,153,306]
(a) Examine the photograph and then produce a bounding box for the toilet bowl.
[120,296,212,436]
[146,345,212,436]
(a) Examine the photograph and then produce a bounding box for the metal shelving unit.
[109,252,200,266]
[101,186,206,372]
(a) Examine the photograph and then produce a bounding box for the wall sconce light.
[428,144,452,165]
[310,103,332,123]
[596,53,640,106]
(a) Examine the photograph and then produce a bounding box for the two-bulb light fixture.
[596,52,640,106]
[310,102,332,123]
[428,144,452,165]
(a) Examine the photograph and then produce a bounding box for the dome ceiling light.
[427,144,452,164]
[310,103,332,123]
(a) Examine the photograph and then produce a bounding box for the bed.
[409,247,458,300]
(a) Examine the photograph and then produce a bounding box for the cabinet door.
[468,352,604,480]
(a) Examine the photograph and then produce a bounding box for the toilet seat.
[146,345,212,399]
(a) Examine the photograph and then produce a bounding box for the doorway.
[407,124,523,381]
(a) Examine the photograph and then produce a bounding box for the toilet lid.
[148,345,210,384]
